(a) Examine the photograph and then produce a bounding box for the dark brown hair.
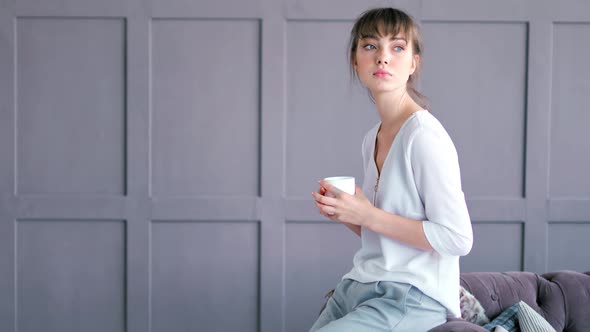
[348,7,427,107]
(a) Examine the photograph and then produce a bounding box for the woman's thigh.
[309,279,355,332]
[392,285,447,331]
[312,282,447,332]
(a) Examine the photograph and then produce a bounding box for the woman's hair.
[348,7,427,107]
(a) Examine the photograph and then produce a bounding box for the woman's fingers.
[314,196,339,217]
[311,191,338,206]
[315,203,336,218]
[315,201,336,216]
[312,182,351,220]
[318,180,343,197]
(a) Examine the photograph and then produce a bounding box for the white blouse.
[343,110,473,318]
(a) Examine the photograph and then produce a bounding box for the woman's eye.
[393,46,404,52]
[363,44,376,50]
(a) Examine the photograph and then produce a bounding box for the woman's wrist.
[362,205,379,229]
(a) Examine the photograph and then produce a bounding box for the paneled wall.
[1,0,588,331]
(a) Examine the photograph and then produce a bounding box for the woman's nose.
[376,51,389,65]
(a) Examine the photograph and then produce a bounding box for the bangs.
[354,8,414,41]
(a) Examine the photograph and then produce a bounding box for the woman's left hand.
[312,180,376,226]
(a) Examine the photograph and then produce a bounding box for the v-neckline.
[371,110,424,177]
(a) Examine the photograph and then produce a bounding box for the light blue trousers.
[309,279,447,332]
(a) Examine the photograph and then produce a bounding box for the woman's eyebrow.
[360,34,378,40]
[391,37,407,42]
[360,35,407,42]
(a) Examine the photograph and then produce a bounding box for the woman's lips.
[373,69,391,77]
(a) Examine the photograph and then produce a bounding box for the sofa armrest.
[429,318,489,332]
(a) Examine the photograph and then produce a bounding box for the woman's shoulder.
[403,110,450,140]
[402,110,457,154]
[405,110,444,132]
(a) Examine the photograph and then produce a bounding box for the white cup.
[323,176,355,196]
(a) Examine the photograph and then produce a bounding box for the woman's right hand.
[313,183,363,237]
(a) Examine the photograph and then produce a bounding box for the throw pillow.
[516,301,556,332]
[460,286,490,325]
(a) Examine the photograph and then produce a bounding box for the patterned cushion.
[483,302,519,332]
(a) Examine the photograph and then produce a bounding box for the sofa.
[430,270,590,331]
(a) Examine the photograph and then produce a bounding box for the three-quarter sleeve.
[409,127,473,256]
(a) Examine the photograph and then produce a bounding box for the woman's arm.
[313,186,430,249]
[344,223,362,237]
[409,128,473,256]
[365,209,433,251]
[312,126,472,255]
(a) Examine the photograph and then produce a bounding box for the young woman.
[310,7,473,331]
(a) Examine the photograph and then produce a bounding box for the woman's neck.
[373,89,422,130]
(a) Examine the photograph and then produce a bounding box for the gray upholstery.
[430,270,590,332]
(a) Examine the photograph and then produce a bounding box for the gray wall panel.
[549,23,590,198]
[549,1,590,21]
[421,22,528,199]
[16,18,126,195]
[285,20,377,198]
[285,222,359,332]
[16,220,125,332]
[151,0,261,18]
[151,221,259,332]
[548,223,590,272]
[460,222,523,272]
[285,0,419,19]
[151,19,260,197]
[16,1,126,16]
[421,0,528,20]
[549,200,590,222]
[0,4,16,331]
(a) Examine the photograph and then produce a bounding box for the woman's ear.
[410,55,420,75]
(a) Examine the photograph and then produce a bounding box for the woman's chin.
[368,84,405,96]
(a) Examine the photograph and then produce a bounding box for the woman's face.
[354,31,417,95]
